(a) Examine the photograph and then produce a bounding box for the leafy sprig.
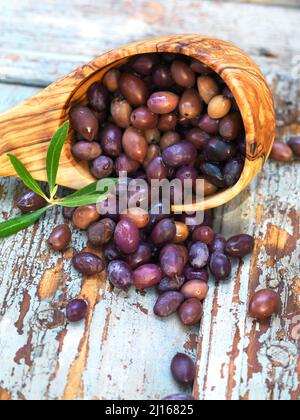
[0,121,117,238]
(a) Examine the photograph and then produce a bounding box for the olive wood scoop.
[0,35,275,211]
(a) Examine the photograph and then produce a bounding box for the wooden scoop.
[0,35,275,210]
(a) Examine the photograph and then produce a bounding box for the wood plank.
[0,0,299,86]
[195,68,300,400]
[0,84,199,400]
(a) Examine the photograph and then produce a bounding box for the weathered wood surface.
[0,0,299,401]
[0,0,299,87]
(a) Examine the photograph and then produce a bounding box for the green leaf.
[57,192,111,208]
[46,121,70,195]
[0,206,51,239]
[66,178,118,199]
[7,154,48,200]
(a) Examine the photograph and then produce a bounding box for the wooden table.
[0,0,299,401]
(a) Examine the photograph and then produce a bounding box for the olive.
[179,88,203,119]
[158,113,178,132]
[288,137,300,157]
[209,234,226,254]
[16,190,47,214]
[90,156,114,179]
[122,127,148,163]
[160,131,181,150]
[186,128,210,150]
[98,122,122,157]
[72,205,100,230]
[121,207,150,229]
[183,265,209,283]
[87,218,116,246]
[189,242,210,269]
[87,82,110,112]
[160,244,187,277]
[143,144,161,170]
[192,226,214,244]
[62,206,76,220]
[102,69,121,92]
[171,60,196,88]
[181,280,209,301]
[114,219,140,254]
[125,243,153,269]
[173,221,190,244]
[249,289,281,320]
[162,141,197,168]
[72,252,105,276]
[171,353,196,385]
[208,95,232,119]
[119,73,149,106]
[197,76,220,104]
[154,291,185,317]
[163,394,195,401]
[178,298,203,326]
[225,234,255,258]
[144,128,161,145]
[152,63,174,89]
[66,299,88,323]
[104,241,123,262]
[223,158,244,186]
[115,154,140,176]
[209,252,232,281]
[72,141,102,161]
[176,166,198,190]
[110,98,132,128]
[147,91,179,114]
[200,163,225,188]
[157,275,186,293]
[204,137,237,162]
[151,218,176,246]
[198,114,220,135]
[146,156,169,182]
[108,260,133,290]
[131,53,159,76]
[190,59,211,75]
[70,106,99,141]
[202,179,218,196]
[219,112,243,141]
[133,264,162,289]
[47,224,71,251]
[130,106,158,130]
[271,142,293,161]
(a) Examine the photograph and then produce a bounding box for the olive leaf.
[7,154,48,200]
[57,193,110,208]
[66,178,118,199]
[46,121,70,197]
[0,206,51,238]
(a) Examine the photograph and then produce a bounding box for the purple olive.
[200,163,225,188]
[133,264,162,289]
[87,82,110,112]
[90,156,114,179]
[99,123,123,157]
[147,91,179,114]
[72,252,105,276]
[186,128,210,151]
[171,353,196,385]
[209,234,226,254]
[223,158,244,186]
[115,154,140,176]
[66,299,88,322]
[176,166,198,190]
[198,114,220,135]
[154,292,184,317]
[151,218,176,246]
[70,106,99,141]
[87,219,116,246]
[209,252,232,280]
[114,219,140,254]
[160,244,187,277]
[131,54,160,76]
[178,298,203,326]
[171,60,196,88]
[157,275,186,292]
[72,141,102,161]
[146,156,169,182]
[125,243,153,269]
[204,137,237,163]
[130,106,158,130]
[104,241,123,262]
[48,224,71,251]
[152,64,174,89]
[108,260,133,290]
[16,190,47,214]
[183,265,209,283]
[225,234,255,258]
[189,242,210,269]
[162,141,197,168]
